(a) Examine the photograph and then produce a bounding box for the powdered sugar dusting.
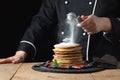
[54,43,80,48]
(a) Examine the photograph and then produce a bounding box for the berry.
[88,63,93,67]
[81,65,86,69]
[52,66,57,69]
[66,65,73,69]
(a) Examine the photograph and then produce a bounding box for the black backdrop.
[0,0,42,58]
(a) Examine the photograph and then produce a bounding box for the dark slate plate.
[32,62,105,73]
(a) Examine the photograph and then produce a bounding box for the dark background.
[0,0,42,58]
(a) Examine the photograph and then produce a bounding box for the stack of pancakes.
[52,43,83,66]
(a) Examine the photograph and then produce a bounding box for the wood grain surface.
[0,63,22,80]
[0,62,120,80]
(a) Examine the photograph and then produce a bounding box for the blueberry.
[81,65,86,69]
[52,66,57,69]
[66,65,73,69]
[88,63,93,67]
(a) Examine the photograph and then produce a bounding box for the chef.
[0,0,120,63]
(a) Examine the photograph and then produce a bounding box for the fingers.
[12,51,27,64]
[0,55,24,64]
[77,15,97,35]
[0,59,8,64]
[0,51,26,64]
[81,15,88,20]
[12,56,24,64]
[0,57,14,64]
[77,15,90,27]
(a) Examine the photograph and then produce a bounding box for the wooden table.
[0,62,120,80]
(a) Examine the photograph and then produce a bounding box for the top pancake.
[54,43,80,48]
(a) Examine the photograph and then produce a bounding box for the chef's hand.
[77,15,112,35]
[0,51,27,64]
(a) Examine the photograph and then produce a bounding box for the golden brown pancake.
[52,43,83,66]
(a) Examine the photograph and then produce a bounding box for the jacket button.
[65,1,69,5]
[61,31,64,35]
[83,32,86,36]
[89,2,92,5]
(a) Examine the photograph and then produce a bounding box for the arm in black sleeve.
[109,17,120,39]
[103,1,120,44]
[16,0,57,60]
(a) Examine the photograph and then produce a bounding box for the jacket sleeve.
[16,0,57,60]
[110,17,120,39]
[103,1,120,44]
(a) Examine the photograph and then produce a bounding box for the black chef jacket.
[17,0,120,62]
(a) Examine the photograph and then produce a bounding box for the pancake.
[53,51,81,54]
[53,46,82,52]
[52,43,83,66]
[53,53,82,57]
[54,43,80,48]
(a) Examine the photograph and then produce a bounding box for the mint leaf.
[50,59,63,67]
[57,62,63,66]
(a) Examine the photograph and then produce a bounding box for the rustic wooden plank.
[0,63,22,80]
[91,69,120,80]
[12,63,94,80]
